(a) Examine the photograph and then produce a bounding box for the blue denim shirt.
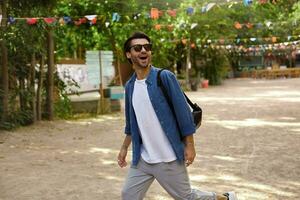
[124,66,196,166]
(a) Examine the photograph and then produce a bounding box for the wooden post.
[0,0,9,123]
[46,29,54,120]
[36,55,44,121]
[186,39,191,90]
[30,53,37,122]
[117,55,123,86]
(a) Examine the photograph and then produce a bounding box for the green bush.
[0,110,33,130]
[54,92,73,119]
[201,48,229,85]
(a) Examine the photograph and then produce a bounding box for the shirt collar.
[128,65,155,85]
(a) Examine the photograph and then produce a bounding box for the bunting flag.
[202,3,216,12]
[133,13,141,20]
[266,21,272,27]
[234,22,255,29]
[246,22,253,29]
[26,18,38,25]
[191,23,197,29]
[8,16,16,24]
[112,12,121,22]
[158,10,164,17]
[44,18,56,24]
[167,24,174,31]
[256,23,263,29]
[234,22,242,29]
[85,15,97,24]
[150,8,159,19]
[243,0,253,6]
[63,16,72,24]
[167,9,176,17]
[186,7,194,15]
[74,18,87,26]
[59,18,65,25]
[152,24,175,31]
[259,0,268,4]
[154,24,161,30]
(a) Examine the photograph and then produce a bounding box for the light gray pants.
[122,159,217,200]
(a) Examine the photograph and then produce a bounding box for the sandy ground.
[0,78,300,200]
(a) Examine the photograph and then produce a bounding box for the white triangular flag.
[266,21,272,27]
[85,15,97,21]
[191,23,198,29]
[206,3,216,11]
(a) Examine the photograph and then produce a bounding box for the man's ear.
[126,52,131,60]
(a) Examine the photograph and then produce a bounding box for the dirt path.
[1,78,300,200]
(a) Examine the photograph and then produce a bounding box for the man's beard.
[133,57,151,68]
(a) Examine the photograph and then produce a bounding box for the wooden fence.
[252,68,300,79]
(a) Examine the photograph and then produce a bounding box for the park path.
[0,78,300,200]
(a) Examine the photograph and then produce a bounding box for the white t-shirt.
[132,78,176,163]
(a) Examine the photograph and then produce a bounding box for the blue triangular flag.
[112,12,121,22]
[8,16,16,24]
[63,16,72,24]
[186,7,194,15]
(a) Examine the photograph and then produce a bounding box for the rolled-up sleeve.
[124,84,131,135]
[161,71,195,136]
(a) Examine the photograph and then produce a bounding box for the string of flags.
[0,0,280,26]
[211,42,299,56]
[1,0,295,49]
[2,13,297,31]
[191,36,300,46]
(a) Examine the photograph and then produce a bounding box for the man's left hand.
[184,143,196,167]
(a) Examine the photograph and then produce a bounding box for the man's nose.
[141,46,147,52]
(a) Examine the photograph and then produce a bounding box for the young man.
[117,31,238,200]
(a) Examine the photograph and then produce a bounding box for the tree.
[0,0,9,123]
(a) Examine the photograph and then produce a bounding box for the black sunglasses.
[130,43,152,52]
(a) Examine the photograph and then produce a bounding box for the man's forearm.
[183,134,195,146]
[121,135,132,150]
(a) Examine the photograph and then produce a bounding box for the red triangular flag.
[167,10,176,17]
[43,18,56,24]
[27,18,37,25]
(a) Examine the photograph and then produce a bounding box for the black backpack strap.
[157,69,174,110]
[157,69,181,136]
[157,69,199,111]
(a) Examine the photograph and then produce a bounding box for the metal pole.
[99,51,104,114]
[186,39,191,90]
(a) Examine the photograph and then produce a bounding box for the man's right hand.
[117,146,128,168]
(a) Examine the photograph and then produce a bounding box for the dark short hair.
[123,31,151,53]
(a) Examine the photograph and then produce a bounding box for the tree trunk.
[46,29,54,120]
[0,0,9,123]
[36,55,44,121]
[30,53,37,122]
[108,28,122,86]
[19,77,26,111]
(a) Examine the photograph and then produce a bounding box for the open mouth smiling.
[139,55,148,60]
